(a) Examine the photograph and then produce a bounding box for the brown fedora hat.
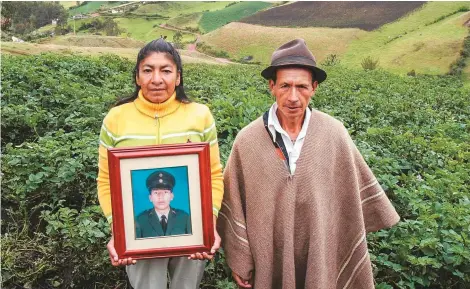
[261,39,327,83]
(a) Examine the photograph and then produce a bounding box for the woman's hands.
[107,235,137,266]
[188,215,221,260]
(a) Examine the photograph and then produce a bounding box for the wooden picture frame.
[108,142,214,259]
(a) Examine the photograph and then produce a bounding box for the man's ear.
[269,79,275,92]
[312,80,318,92]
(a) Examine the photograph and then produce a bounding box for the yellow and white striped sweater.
[97,90,223,223]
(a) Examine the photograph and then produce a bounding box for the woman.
[97,38,223,289]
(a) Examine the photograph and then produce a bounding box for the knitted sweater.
[97,91,223,223]
[217,109,400,289]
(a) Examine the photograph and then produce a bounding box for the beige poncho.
[217,109,400,289]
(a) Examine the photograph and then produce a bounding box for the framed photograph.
[108,142,214,259]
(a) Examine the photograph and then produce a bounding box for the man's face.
[269,67,318,121]
[149,189,174,211]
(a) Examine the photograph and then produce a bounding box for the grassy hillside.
[113,17,196,43]
[199,1,272,33]
[132,1,231,17]
[341,2,470,75]
[38,35,145,48]
[240,1,424,31]
[203,2,470,79]
[69,1,125,16]
[60,1,79,10]
[166,12,203,31]
[201,22,366,63]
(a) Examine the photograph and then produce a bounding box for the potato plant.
[1,54,469,289]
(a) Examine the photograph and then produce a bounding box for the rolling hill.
[202,1,470,77]
[201,22,366,63]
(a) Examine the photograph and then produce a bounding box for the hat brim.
[261,64,327,83]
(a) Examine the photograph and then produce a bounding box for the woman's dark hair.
[115,37,191,106]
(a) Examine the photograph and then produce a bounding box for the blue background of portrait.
[130,166,191,218]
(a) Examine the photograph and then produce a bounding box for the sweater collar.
[134,90,181,118]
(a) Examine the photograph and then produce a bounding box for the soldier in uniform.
[135,170,192,238]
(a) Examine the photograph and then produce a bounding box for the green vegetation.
[59,1,79,10]
[341,1,470,75]
[361,56,380,71]
[132,1,231,17]
[166,12,203,31]
[69,1,125,16]
[113,17,196,43]
[1,1,68,35]
[199,1,272,33]
[2,53,469,289]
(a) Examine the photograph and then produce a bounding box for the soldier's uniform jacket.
[135,207,192,238]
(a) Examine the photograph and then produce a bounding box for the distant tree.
[103,18,121,36]
[2,2,67,35]
[173,31,183,49]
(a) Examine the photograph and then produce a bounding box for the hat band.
[271,55,317,67]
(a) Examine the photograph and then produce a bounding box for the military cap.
[146,170,176,192]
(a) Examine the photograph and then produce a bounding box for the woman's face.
[136,52,180,103]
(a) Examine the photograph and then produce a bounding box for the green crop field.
[113,17,196,43]
[199,1,273,33]
[132,1,231,17]
[1,53,469,289]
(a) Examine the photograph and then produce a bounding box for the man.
[135,170,191,238]
[217,39,400,289]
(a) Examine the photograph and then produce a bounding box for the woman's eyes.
[142,69,172,74]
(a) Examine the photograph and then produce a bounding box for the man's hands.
[107,235,136,266]
[232,271,253,288]
[188,215,221,260]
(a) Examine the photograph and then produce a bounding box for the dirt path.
[1,41,237,65]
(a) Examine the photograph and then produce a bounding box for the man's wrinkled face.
[269,67,318,121]
[149,189,174,211]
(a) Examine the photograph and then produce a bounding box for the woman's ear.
[135,73,141,86]
[176,71,181,86]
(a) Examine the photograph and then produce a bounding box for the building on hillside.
[51,19,58,25]
[73,14,88,20]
